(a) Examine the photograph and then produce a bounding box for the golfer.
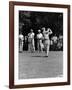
[42,27,52,56]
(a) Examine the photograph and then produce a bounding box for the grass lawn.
[19,51,63,79]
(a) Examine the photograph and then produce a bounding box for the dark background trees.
[19,11,63,36]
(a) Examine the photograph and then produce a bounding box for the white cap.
[38,29,41,32]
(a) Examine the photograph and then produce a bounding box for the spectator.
[37,29,44,52]
[28,29,35,52]
[51,34,58,51]
[19,33,24,52]
[57,35,63,51]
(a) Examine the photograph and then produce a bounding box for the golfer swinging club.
[42,27,53,57]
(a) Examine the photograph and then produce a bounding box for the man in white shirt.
[42,27,52,56]
[19,33,24,52]
[28,29,35,52]
[57,35,63,50]
[51,34,58,51]
[37,30,44,52]
[52,34,58,44]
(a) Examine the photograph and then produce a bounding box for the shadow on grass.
[31,56,48,57]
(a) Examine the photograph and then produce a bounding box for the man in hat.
[37,29,44,52]
[28,29,35,52]
[42,27,52,56]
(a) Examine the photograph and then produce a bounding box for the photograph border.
[9,1,70,89]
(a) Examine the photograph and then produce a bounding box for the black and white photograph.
[19,11,63,79]
[9,2,70,88]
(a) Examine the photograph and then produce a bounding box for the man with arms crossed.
[37,29,44,52]
[28,29,35,52]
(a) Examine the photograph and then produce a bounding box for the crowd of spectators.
[19,11,63,51]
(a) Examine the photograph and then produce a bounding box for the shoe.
[45,55,48,57]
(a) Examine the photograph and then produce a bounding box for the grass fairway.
[19,51,63,79]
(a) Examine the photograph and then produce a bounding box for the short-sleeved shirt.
[52,36,57,43]
[28,32,35,39]
[19,34,24,41]
[28,32,35,43]
[37,33,43,40]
